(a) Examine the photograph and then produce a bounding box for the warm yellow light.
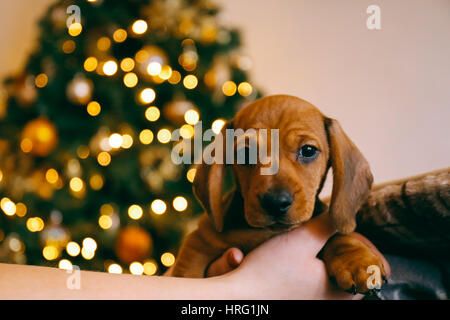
[180,124,194,139]
[146,61,162,76]
[113,28,127,43]
[168,70,181,84]
[157,129,171,144]
[184,109,199,125]
[84,57,98,72]
[66,241,81,257]
[135,49,150,63]
[43,245,59,260]
[8,237,22,252]
[98,215,112,230]
[131,20,148,35]
[62,40,76,54]
[109,133,123,149]
[211,119,226,134]
[0,170,3,183]
[173,196,188,212]
[82,237,97,252]
[108,263,123,274]
[159,65,172,80]
[26,217,44,232]
[139,129,154,145]
[97,36,111,51]
[81,247,95,260]
[140,88,156,104]
[121,134,133,149]
[45,168,59,184]
[186,168,196,183]
[100,203,114,216]
[1,197,16,216]
[20,138,33,153]
[77,145,90,159]
[97,152,111,166]
[15,202,27,217]
[58,259,73,271]
[120,58,135,72]
[103,60,118,76]
[129,262,144,275]
[183,74,198,89]
[68,23,82,37]
[145,106,160,122]
[143,260,157,275]
[69,177,84,192]
[151,199,166,215]
[128,204,143,220]
[238,82,253,97]
[222,81,237,96]
[87,101,101,116]
[123,72,138,88]
[90,174,104,190]
[35,73,48,88]
[161,252,175,267]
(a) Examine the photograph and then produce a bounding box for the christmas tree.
[0,0,259,275]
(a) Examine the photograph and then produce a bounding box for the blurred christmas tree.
[0,0,259,275]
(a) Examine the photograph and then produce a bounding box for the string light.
[87,101,101,116]
[139,129,154,145]
[129,262,144,275]
[0,169,3,182]
[82,237,97,251]
[97,152,111,166]
[109,133,123,149]
[222,81,237,96]
[147,61,162,76]
[98,215,112,229]
[15,203,27,217]
[103,60,118,76]
[97,37,111,51]
[62,40,76,54]
[180,124,194,139]
[131,20,148,35]
[81,247,95,260]
[26,217,44,232]
[168,70,181,84]
[113,28,127,43]
[123,72,138,88]
[145,106,160,122]
[108,263,123,274]
[69,177,84,192]
[211,119,226,134]
[186,168,196,183]
[143,260,157,275]
[43,245,59,260]
[58,259,73,271]
[183,74,198,89]
[128,204,143,220]
[121,134,133,149]
[238,82,253,97]
[45,168,59,184]
[1,197,16,216]
[84,57,98,72]
[173,196,188,212]
[35,73,48,88]
[120,58,135,72]
[90,174,104,190]
[184,109,200,125]
[161,252,175,267]
[140,88,156,104]
[68,23,82,37]
[159,65,172,80]
[151,199,166,215]
[20,138,33,153]
[157,129,171,143]
[66,241,81,257]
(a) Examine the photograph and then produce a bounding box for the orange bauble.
[115,226,152,264]
[21,117,58,157]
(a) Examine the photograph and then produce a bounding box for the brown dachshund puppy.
[171,95,386,294]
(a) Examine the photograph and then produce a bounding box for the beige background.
[0,0,449,189]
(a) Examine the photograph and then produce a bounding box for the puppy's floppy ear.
[192,121,233,232]
[324,117,373,234]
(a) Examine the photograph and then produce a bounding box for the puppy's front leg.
[323,234,387,294]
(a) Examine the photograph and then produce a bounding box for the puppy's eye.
[297,145,319,163]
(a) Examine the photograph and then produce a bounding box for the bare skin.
[0,213,387,299]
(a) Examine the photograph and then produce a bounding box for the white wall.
[1,0,449,187]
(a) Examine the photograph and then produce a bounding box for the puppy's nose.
[259,190,293,217]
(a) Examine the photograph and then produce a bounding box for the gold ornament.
[115,226,152,264]
[21,117,58,157]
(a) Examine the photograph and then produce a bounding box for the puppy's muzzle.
[258,189,293,218]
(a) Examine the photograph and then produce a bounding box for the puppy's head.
[193,95,373,234]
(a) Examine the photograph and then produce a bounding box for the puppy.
[171,95,386,294]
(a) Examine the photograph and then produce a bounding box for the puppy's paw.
[323,235,387,295]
